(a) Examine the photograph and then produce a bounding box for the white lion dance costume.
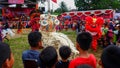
[40,14,78,57]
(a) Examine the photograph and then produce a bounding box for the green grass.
[4,30,103,68]
[5,33,29,68]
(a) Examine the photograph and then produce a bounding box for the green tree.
[54,8,62,14]
[54,1,68,14]
[60,1,69,12]
[74,0,120,11]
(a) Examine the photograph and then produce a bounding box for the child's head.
[59,45,71,60]
[76,32,92,51]
[28,31,43,49]
[0,42,14,68]
[39,46,58,68]
[100,45,120,68]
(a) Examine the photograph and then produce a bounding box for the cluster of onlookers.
[1,31,120,68]
[100,19,120,48]
[57,15,120,47]
[57,15,85,33]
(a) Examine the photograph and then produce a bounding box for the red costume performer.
[29,10,40,32]
[85,16,104,51]
[29,18,40,32]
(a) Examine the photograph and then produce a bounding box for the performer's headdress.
[40,14,60,26]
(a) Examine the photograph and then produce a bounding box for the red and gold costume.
[29,10,40,32]
[85,16,104,51]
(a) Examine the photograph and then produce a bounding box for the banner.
[8,0,24,4]
[52,0,57,3]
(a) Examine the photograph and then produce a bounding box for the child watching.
[0,42,14,68]
[22,31,43,67]
[56,45,71,68]
[69,32,96,68]
[39,46,58,68]
[100,45,120,68]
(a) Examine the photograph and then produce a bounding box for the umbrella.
[63,15,71,19]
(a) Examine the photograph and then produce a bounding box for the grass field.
[4,29,103,68]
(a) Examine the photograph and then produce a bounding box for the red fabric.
[72,15,79,21]
[29,18,40,32]
[36,4,39,9]
[64,20,69,25]
[31,23,40,32]
[69,54,96,68]
[62,13,67,17]
[61,9,114,20]
[77,12,83,16]
[85,12,91,15]
[52,0,57,3]
[69,12,75,17]
[9,0,24,4]
[94,11,101,14]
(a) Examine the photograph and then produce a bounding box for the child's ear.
[38,41,44,49]
[76,43,80,50]
[3,53,14,68]
[98,59,104,68]
[2,59,10,68]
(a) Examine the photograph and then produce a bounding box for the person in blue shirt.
[22,31,43,67]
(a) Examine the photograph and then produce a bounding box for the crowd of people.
[0,31,120,68]
[0,12,120,68]
[57,15,120,47]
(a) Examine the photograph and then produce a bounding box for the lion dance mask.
[85,16,104,51]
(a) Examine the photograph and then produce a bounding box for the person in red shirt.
[64,19,69,31]
[29,18,40,32]
[69,32,97,68]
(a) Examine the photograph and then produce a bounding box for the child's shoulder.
[89,54,96,58]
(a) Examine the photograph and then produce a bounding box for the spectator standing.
[39,46,58,68]
[0,42,14,68]
[22,31,43,67]
[69,32,97,68]
[56,46,71,68]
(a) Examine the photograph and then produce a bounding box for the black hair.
[0,42,11,68]
[39,46,58,68]
[75,64,93,68]
[76,32,92,51]
[59,46,71,60]
[28,31,42,47]
[101,45,120,68]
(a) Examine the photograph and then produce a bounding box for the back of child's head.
[75,64,93,68]
[0,42,11,67]
[101,45,120,68]
[76,32,92,51]
[39,46,58,68]
[59,45,71,60]
[28,31,42,47]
